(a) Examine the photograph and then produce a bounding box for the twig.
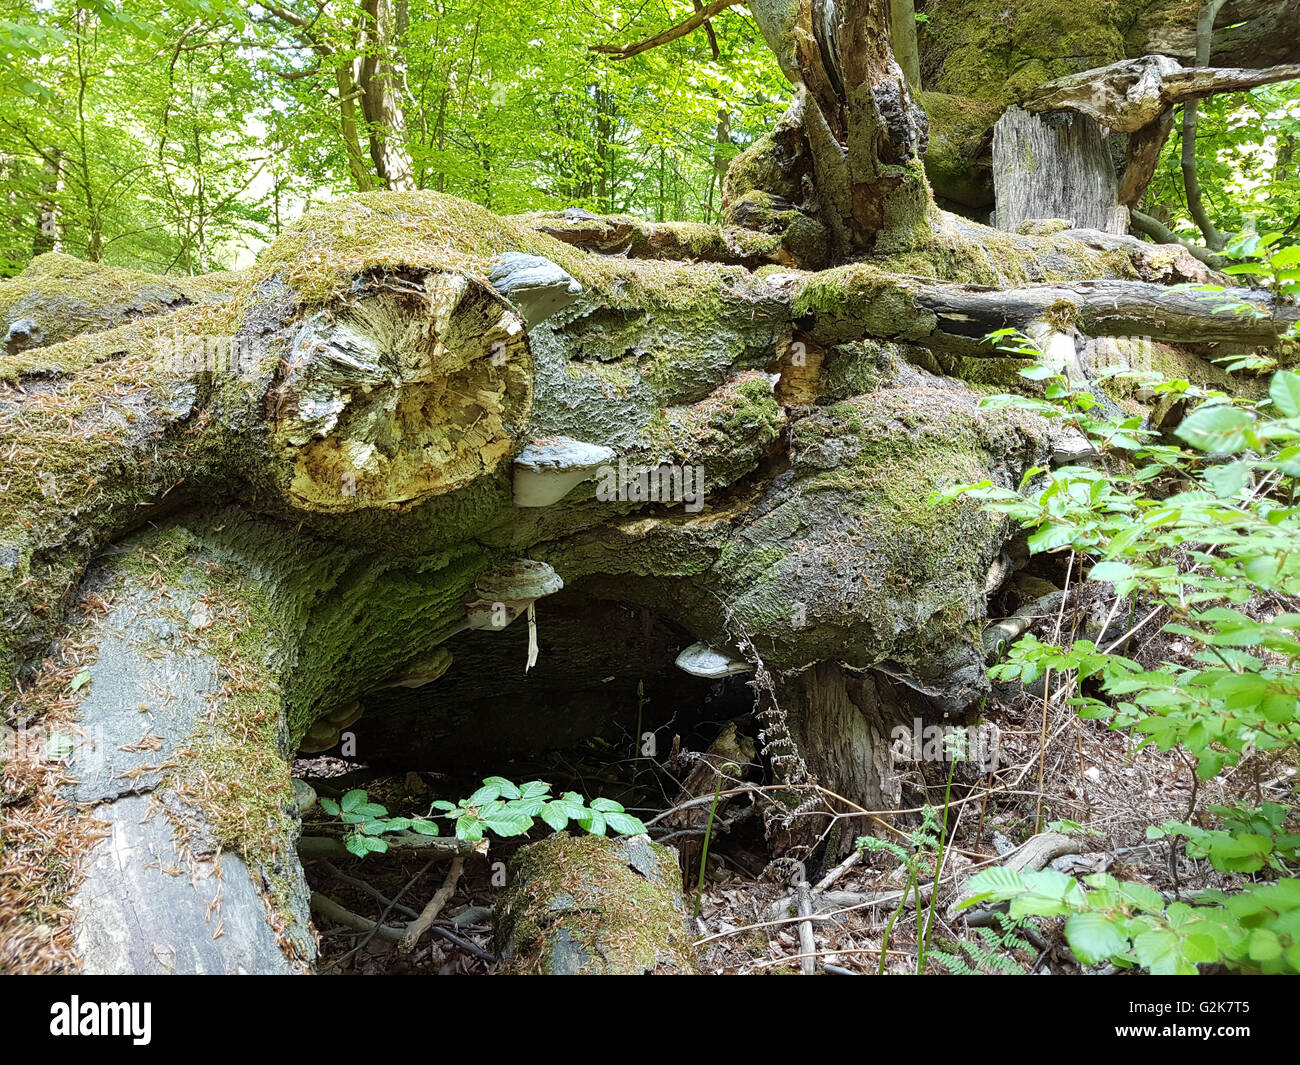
[401,857,465,952]
[796,880,817,975]
[813,847,863,892]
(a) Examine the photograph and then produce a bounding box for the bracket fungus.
[298,700,364,753]
[674,642,753,679]
[463,559,565,671]
[375,645,454,690]
[512,437,617,508]
[487,252,583,328]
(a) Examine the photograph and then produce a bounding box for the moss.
[642,370,785,485]
[791,263,936,345]
[0,302,242,676]
[923,0,1127,102]
[241,189,744,317]
[0,252,236,349]
[916,91,1000,210]
[723,132,799,205]
[792,212,1147,345]
[497,833,696,974]
[77,525,304,939]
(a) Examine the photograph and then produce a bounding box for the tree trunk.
[993,107,1122,234]
[32,149,64,257]
[748,0,933,256]
[889,0,921,88]
[359,0,416,191]
[336,62,376,192]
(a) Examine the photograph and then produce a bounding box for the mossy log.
[3,189,1296,971]
[494,833,697,974]
[1,252,238,355]
[792,270,1300,350]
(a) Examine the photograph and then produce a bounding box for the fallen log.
[1,252,237,354]
[791,268,1300,350]
[4,189,1294,973]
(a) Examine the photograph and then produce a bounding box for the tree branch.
[1182,1,1230,251]
[590,0,745,60]
[1131,208,1225,268]
[400,856,464,952]
[794,270,1298,350]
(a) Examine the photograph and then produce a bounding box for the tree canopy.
[1,1,1294,275]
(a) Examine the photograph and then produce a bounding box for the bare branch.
[590,0,745,60]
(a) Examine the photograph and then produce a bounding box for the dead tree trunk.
[992,107,1123,234]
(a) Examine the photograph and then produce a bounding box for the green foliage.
[1145,82,1300,255]
[319,778,648,855]
[929,911,1032,975]
[317,788,441,857]
[960,867,1300,975]
[0,0,786,274]
[857,755,957,975]
[694,761,739,918]
[1149,803,1300,874]
[942,257,1300,973]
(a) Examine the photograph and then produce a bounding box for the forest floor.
[301,665,1293,976]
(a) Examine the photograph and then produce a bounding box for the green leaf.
[1203,460,1250,498]
[1270,369,1300,418]
[1247,928,1282,962]
[482,776,521,799]
[1133,928,1193,975]
[575,809,607,836]
[70,670,92,693]
[589,797,625,813]
[340,789,367,813]
[1117,880,1165,914]
[605,811,648,835]
[482,808,534,837]
[409,819,440,836]
[468,784,502,806]
[1065,911,1128,965]
[1175,405,1254,453]
[1088,561,1133,584]
[539,802,570,832]
[963,867,1028,901]
[319,797,340,817]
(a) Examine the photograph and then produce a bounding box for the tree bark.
[1183,1,1232,251]
[359,0,416,191]
[992,107,1120,234]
